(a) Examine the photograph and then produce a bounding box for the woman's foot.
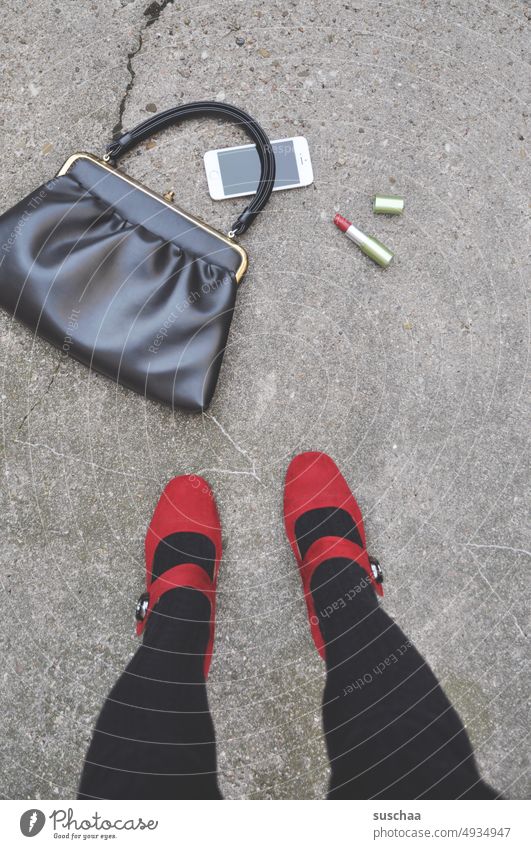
[136,474,222,677]
[284,451,383,658]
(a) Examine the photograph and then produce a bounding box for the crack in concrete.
[112,0,174,140]
[203,412,262,482]
[112,32,143,140]
[195,465,262,481]
[13,438,155,482]
[16,360,62,432]
[464,542,531,558]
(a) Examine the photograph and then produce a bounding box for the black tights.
[79,588,222,800]
[78,560,497,800]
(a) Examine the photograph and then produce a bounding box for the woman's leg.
[78,587,222,800]
[79,476,224,800]
[284,451,498,800]
[310,556,499,799]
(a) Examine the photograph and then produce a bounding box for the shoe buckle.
[135,591,150,622]
[368,555,384,584]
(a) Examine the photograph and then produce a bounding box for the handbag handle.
[105,101,276,237]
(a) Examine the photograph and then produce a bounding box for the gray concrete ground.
[0,0,529,800]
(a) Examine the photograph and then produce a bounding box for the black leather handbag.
[0,102,275,411]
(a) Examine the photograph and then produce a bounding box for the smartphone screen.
[217,140,300,196]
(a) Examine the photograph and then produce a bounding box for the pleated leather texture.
[0,157,242,411]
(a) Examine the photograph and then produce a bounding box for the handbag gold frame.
[57,152,248,283]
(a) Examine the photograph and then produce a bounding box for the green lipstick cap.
[373,194,404,215]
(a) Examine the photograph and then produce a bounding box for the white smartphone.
[204,136,313,200]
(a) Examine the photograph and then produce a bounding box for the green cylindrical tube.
[360,234,394,268]
[373,194,404,215]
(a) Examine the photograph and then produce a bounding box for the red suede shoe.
[135,474,222,678]
[284,451,383,659]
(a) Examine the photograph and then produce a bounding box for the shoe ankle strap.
[135,562,214,636]
[301,536,384,597]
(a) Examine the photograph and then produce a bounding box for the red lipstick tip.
[333,213,351,233]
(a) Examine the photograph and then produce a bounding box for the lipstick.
[333,213,394,268]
